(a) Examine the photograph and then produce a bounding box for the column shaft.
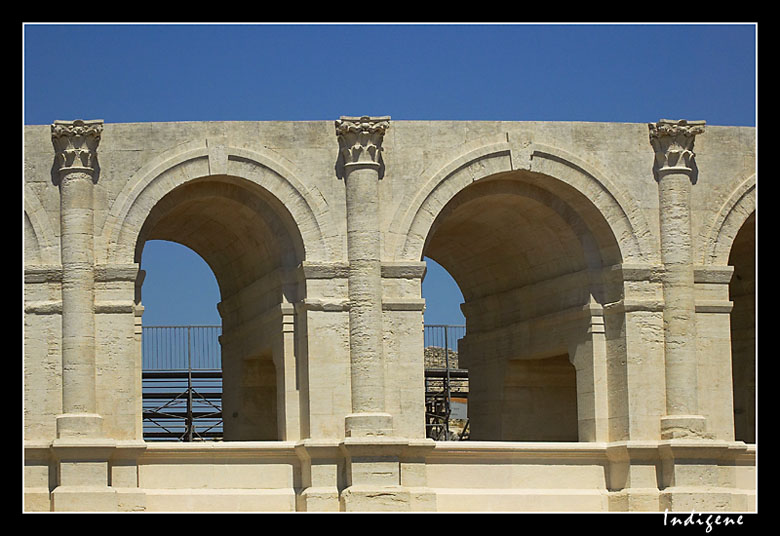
[345,164,385,414]
[51,119,104,438]
[59,172,97,416]
[649,119,708,439]
[336,116,393,437]
[658,172,698,416]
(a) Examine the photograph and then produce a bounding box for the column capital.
[648,119,705,181]
[335,115,390,170]
[51,119,103,182]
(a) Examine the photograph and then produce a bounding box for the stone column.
[649,119,708,439]
[49,120,122,511]
[51,119,104,439]
[335,116,393,438]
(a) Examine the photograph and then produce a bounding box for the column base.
[56,413,103,438]
[660,415,711,439]
[345,412,393,438]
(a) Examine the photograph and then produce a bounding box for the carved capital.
[649,119,705,181]
[51,119,103,182]
[335,116,390,168]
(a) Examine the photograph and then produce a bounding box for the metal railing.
[142,325,221,370]
[141,324,469,442]
[423,324,465,354]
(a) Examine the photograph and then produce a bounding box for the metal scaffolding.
[423,324,468,441]
[141,324,469,441]
[142,326,223,441]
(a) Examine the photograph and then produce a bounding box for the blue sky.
[23,23,757,326]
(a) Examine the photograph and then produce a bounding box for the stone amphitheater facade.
[24,117,756,512]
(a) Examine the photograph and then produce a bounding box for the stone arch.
[701,174,756,266]
[394,139,650,442]
[392,139,655,266]
[525,144,654,264]
[98,142,332,267]
[97,142,335,442]
[700,174,756,444]
[134,177,303,300]
[423,178,610,277]
[136,175,307,441]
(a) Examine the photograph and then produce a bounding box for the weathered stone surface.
[24,118,755,512]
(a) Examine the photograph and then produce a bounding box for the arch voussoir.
[100,145,332,267]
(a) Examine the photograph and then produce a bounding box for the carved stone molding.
[648,119,705,181]
[335,115,390,169]
[51,119,103,182]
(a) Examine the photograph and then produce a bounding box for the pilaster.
[605,263,667,441]
[294,262,352,440]
[381,261,427,439]
[693,266,737,440]
[569,297,610,442]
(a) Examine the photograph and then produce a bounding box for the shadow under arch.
[135,175,305,300]
[421,170,627,442]
[728,211,755,443]
[135,174,308,442]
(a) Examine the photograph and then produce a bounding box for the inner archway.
[135,175,305,441]
[421,171,623,441]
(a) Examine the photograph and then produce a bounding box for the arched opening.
[139,240,222,441]
[422,257,467,440]
[421,171,622,441]
[134,175,305,441]
[729,211,755,443]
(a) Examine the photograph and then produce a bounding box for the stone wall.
[24,118,756,512]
